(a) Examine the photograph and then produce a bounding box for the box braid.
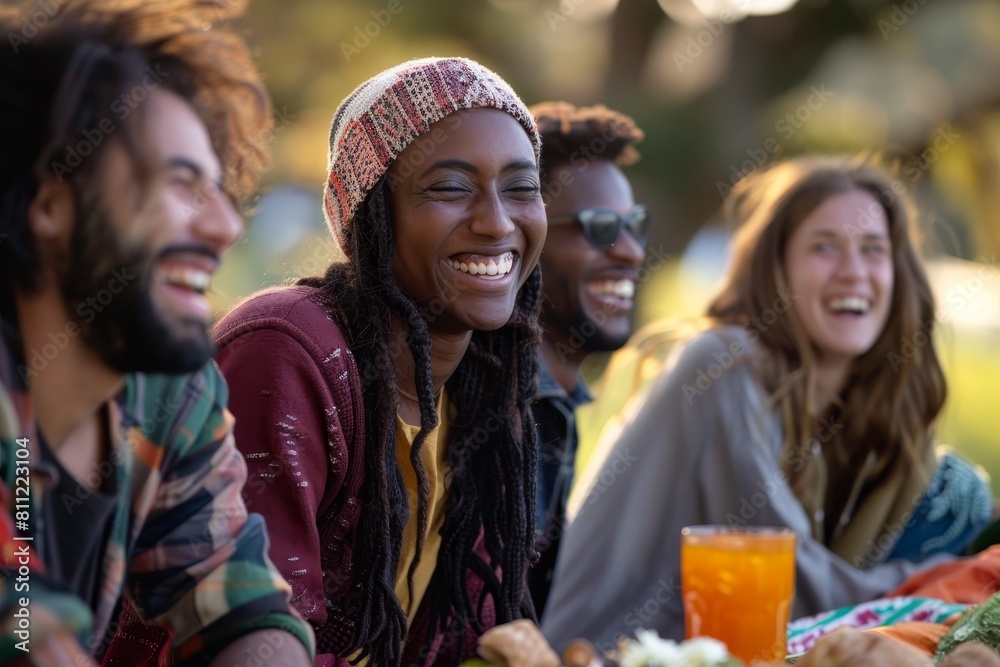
[423,263,542,655]
[299,177,540,665]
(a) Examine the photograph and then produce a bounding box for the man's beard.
[59,200,215,375]
[543,281,632,355]
[542,266,632,354]
[567,307,631,353]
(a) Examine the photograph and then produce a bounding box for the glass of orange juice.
[681,526,796,665]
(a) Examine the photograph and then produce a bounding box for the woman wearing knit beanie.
[212,58,558,667]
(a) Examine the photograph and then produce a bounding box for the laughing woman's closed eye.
[210,58,553,667]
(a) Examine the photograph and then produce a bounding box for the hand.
[478,619,561,667]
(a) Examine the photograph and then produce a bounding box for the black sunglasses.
[548,205,650,249]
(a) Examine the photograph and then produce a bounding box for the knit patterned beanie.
[322,57,540,252]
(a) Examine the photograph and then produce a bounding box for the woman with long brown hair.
[542,155,993,653]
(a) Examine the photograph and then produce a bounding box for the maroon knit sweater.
[213,285,496,667]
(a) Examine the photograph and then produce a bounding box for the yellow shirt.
[394,391,450,625]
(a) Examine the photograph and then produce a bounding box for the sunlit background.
[214,0,1000,489]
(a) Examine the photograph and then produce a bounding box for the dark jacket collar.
[535,351,592,407]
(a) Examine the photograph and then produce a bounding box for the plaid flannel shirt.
[0,329,314,664]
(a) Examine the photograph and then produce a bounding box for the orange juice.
[681,527,796,664]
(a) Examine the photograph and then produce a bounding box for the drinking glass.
[681,525,796,664]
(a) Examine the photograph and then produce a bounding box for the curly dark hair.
[0,0,271,294]
[300,178,541,666]
[529,101,644,180]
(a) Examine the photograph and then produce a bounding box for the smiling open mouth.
[826,296,871,315]
[586,279,635,300]
[445,251,515,277]
[162,266,211,295]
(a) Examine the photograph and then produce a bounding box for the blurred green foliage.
[212,0,1000,489]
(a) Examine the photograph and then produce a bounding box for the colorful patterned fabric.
[322,56,540,252]
[887,544,1000,603]
[0,479,93,662]
[0,331,314,664]
[786,596,967,658]
[887,450,993,561]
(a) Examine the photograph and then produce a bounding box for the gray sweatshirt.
[541,326,951,653]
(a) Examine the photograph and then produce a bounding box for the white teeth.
[614,280,635,298]
[447,253,514,277]
[163,267,210,293]
[587,279,635,299]
[827,296,869,314]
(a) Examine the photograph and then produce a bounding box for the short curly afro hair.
[529,101,644,181]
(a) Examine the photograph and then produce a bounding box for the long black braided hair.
[299,176,541,666]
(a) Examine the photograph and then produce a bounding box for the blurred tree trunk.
[604,0,664,99]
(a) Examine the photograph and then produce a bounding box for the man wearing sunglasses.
[527,101,648,618]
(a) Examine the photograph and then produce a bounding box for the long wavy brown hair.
[707,155,946,543]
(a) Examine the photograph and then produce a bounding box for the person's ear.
[28,176,75,241]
